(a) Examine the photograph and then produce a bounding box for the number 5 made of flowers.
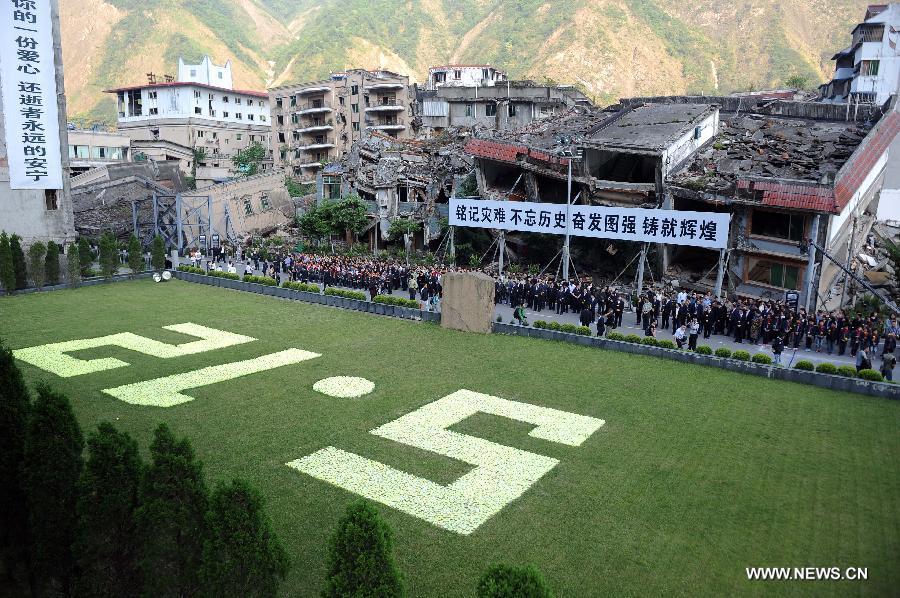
[13,323,257,377]
[287,389,604,535]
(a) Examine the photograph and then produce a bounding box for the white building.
[105,57,271,183]
[820,3,900,105]
[67,128,131,175]
[426,64,507,90]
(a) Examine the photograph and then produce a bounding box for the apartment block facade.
[268,69,411,178]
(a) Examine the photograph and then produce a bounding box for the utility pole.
[562,157,573,280]
[635,243,647,297]
[840,215,858,309]
[804,214,820,312]
[498,232,506,279]
[714,248,726,299]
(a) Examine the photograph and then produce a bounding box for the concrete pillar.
[714,248,726,299]
[804,214,821,312]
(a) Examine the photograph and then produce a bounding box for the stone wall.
[440,271,495,333]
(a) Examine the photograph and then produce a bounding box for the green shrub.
[751,353,773,364]
[533,320,547,329]
[836,365,857,378]
[793,360,815,371]
[606,332,625,341]
[374,295,421,309]
[476,563,552,598]
[576,326,592,336]
[714,348,732,358]
[282,281,321,293]
[82,268,100,278]
[206,270,240,280]
[496,315,503,323]
[559,323,579,334]
[657,339,676,349]
[695,345,713,355]
[624,334,642,344]
[858,369,884,382]
[243,275,278,286]
[547,321,562,331]
[815,362,837,374]
[177,265,205,274]
[641,336,658,346]
[732,350,750,361]
[324,288,367,301]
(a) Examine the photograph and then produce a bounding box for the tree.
[285,176,314,198]
[233,142,267,177]
[78,237,93,274]
[10,234,27,290]
[44,240,60,286]
[0,232,15,295]
[0,342,30,583]
[457,171,478,197]
[136,423,209,597]
[326,195,369,244]
[27,240,46,289]
[189,147,207,190]
[25,384,85,596]
[200,479,289,598]
[75,422,143,598]
[99,232,118,278]
[151,235,166,270]
[387,219,422,241]
[297,204,333,246]
[67,243,81,288]
[785,74,810,90]
[476,564,553,598]
[127,235,143,275]
[323,500,404,597]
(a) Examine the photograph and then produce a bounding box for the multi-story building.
[426,64,507,90]
[820,3,900,105]
[104,57,271,181]
[67,128,131,175]
[268,69,412,179]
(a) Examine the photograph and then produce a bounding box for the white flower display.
[13,323,256,378]
[103,348,321,407]
[288,389,604,535]
[312,376,375,398]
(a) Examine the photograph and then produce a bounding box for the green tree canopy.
[27,240,47,289]
[233,142,268,176]
[151,235,166,270]
[10,234,27,290]
[44,240,60,286]
[200,478,289,598]
[127,235,143,275]
[99,233,118,279]
[78,237,93,274]
[0,232,15,294]
[388,218,422,241]
[297,204,333,245]
[476,564,553,598]
[323,500,404,598]
[67,243,81,288]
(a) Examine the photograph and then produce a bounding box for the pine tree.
[127,235,143,275]
[0,232,14,295]
[10,234,27,290]
[24,384,85,596]
[67,243,81,288]
[0,342,31,585]
[475,564,553,598]
[151,235,166,270]
[136,423,209,597]
[78,237,93,275]
[75,422,143,598]
[27,241,46,289]
[99,233,118,279]
[200,479,289,598]
[323,500,404,598]
[44,240,60,286]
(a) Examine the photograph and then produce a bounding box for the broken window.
[148,91,157,99]
[236,113,242,120]
[465,104,474,117]
[223,96,229,103]
[364,94,370,107]
[194,107,202,115]
[277,115,284,125]
[290,96,297,107]
[236,133,242,140]
[243,197,254,215]
[223,111,229,118]
[351,85,359,95]
[339,96,345,106]
[485,104,496,117]
[248,114,255,121]
[351,103,359,113]
[352,122,359,132]
[278,132,285,143]
[235,98,242,105]
[260,194,270,210]
[149,108,158,115]
[747,257,800,290]
[750,209,805,242]
[508,103,516,117]
[45,189,57,211]
[276,97,283,109]
[860,60,880,77]
[197,130,205,138]
[454,69,461,79]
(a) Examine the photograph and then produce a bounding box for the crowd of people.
[187,246,898,380]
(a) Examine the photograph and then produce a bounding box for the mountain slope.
[60,0,871,124]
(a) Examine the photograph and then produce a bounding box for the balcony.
[368,123,406,132]
[296,103,332,116]
[296,86,330,95]
[295,124,333,134]
[365,103,404,113]
[367,82,405,91]
[295,161,325,169]
[852,25,884,47]
[297,139,335,151]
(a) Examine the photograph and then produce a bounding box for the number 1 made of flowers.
[13,323,256,377]
[287,389,604,535]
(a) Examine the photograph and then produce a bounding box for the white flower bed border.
[288,389,604,535]
[13,323,255,378]
[312,376,375,398]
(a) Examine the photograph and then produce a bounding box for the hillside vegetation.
[60,0,870,123]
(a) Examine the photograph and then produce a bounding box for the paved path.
[189,257,873,369]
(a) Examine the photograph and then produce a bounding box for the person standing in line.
[687,318,700,351]
[772,334,784,366]
[881,352,896,381]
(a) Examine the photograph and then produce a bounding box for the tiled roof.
[464,138,571,167]
[738,180,837,212]
[835,111,900,211]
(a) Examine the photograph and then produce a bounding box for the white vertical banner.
[0,0,63,189]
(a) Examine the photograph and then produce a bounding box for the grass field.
[2,279,899,596]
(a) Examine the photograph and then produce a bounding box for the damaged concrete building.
[465,95,900,311]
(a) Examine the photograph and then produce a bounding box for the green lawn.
[2,279,899,596]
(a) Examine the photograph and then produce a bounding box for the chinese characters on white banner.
[0,0,63,189]
[449,198,730,249]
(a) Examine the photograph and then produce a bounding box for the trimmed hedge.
[374,295,421,309]
[548,321,562,331]
[836,365,857,378]
[606,332,625,341]
[695,345,713,355]
[793,360,815,371]
[243,275,278,286]
[207,270,240,280]
[624,334,643,344]
[177,265,204,274]
[751,353,773,364]
[657,339,676,349]
[714,348,732,358]
[858,369,884,382]
[533,320,547,329]
[576,326,592,336]
[641,336,658,346]
[560,323,579,334]
[732,350,750,361]
[282,281,321,293]
[815,362,837,374]
[324,288,366,301]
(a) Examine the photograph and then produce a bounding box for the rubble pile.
[672,114,872,192]
[486,105,612,149]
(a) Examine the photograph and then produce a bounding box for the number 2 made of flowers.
[13,323,256,377]
[287,389,605,535]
